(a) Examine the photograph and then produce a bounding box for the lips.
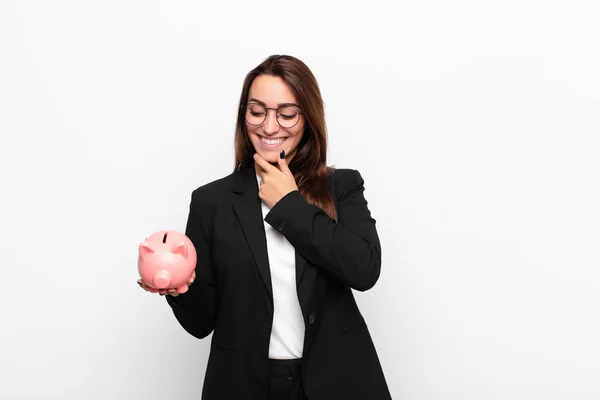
[258,135,287,147]
[259,135,288,140]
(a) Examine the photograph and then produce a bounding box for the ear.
[171,241,188,259]
[139,243,154,259]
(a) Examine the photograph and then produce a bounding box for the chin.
[262,153,280,163]
[257,149,280,159]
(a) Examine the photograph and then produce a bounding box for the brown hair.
[233,55,338,222]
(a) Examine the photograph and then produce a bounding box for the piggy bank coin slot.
[163,233,167,243]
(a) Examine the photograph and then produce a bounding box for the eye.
[278,106,299,119]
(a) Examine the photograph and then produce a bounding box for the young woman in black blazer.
[138,54,391,400]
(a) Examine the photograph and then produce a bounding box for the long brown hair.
[233,55,338,222]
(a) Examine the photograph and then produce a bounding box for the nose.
[262,109,280,134]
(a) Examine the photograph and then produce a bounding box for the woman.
[138,55,391,400]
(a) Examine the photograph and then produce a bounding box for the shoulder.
[188,171,237,211]
[329,167,367,202]
[187,166,369,207]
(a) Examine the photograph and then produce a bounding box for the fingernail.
[280,150,285,159]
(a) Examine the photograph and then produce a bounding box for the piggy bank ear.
[139,243,154,259]
[171,241,188,259]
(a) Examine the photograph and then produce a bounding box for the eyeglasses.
[242,102,303,128]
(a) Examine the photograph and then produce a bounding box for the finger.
[255,164,265,180]
[253,153,274,174]
[277,150,291,176]
[188,272,195,286]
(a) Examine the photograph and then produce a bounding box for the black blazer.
[166,161,391,400]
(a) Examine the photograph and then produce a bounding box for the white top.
[257,174,305,359]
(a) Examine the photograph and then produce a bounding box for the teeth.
[261,137,286,145]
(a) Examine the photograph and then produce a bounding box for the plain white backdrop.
[1,0,599,399]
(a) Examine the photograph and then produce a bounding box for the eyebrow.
[248,98,300,108]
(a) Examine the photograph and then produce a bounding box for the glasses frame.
[241,102,304,129]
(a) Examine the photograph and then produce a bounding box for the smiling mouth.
[258,135,288,146]
[258,134,288,140]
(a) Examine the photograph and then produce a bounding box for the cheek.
[288,123,304,138]
[290,127,304,143]
[246,125,258,138]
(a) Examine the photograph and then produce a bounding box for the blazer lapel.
[230,162,337,306]
[232,163,274,301]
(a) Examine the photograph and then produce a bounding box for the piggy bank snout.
[153,271,172,289]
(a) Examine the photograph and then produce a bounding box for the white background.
[1,1,599,399]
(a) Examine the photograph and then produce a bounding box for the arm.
[264,169,381,292]
[165,190,220,339]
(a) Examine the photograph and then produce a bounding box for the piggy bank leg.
[176,284,189,294]
[147,287,159,293]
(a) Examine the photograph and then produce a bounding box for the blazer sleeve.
[264,169,382,292]
[165,189,220,339]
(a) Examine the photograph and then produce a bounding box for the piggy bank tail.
[153,271,172,289]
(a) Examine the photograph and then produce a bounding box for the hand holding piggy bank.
[137,230,197,294]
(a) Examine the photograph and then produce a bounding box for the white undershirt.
[257,174,305,359]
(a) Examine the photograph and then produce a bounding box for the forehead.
[248,75,298,105]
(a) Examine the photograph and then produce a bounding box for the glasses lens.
[245,103,266,125]
[277,106,300,128]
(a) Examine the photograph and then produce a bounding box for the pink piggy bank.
[138,230,197,294]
